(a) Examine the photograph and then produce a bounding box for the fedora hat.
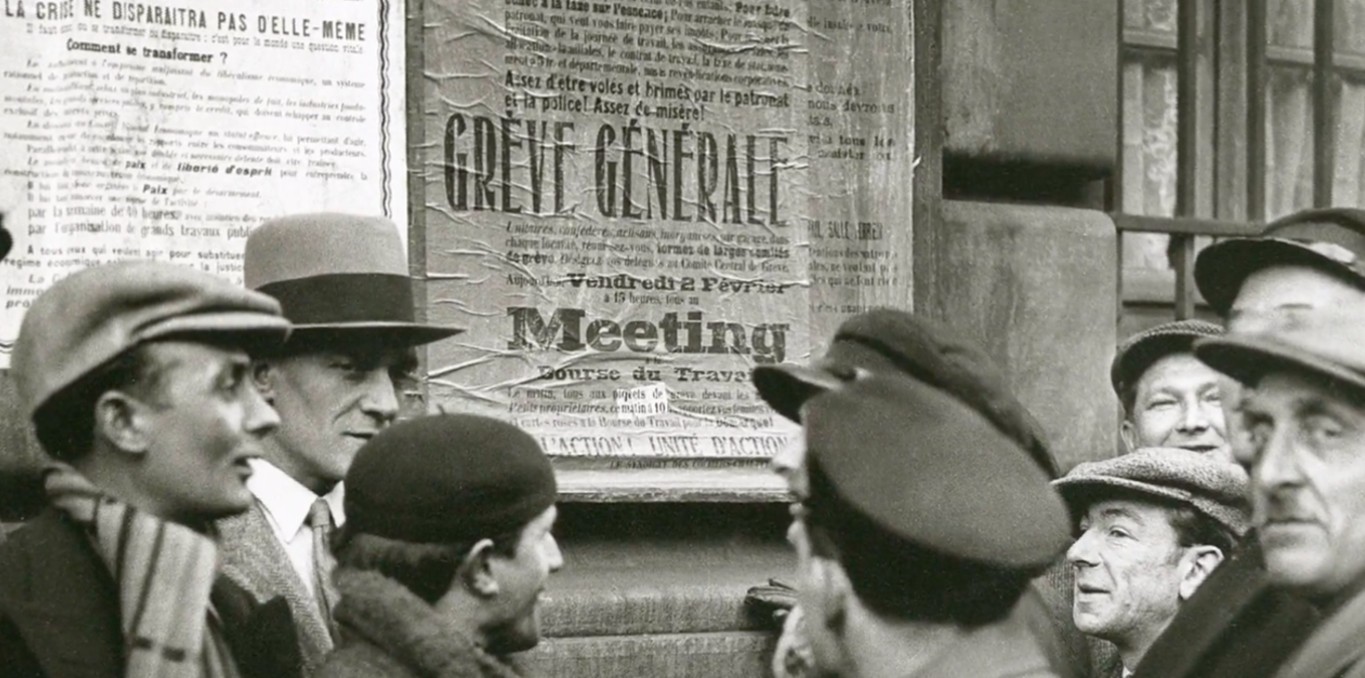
[245,213,462,347]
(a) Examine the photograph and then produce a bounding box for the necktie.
[307,497,340,641]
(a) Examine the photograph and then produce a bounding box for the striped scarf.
[44,464,239,678]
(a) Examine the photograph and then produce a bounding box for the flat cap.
[1195,207,1365,314]
[752,308,1058,477]
[803,374,1071,570]
[13,261,289,419]
[1054,447,1251,535]
[1195,310,1365,396]
[345,414,557,545]
[1111,319,1224,400]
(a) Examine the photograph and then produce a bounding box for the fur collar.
[332,568,522,678]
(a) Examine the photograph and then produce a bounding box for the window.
[1118,0,1365,314]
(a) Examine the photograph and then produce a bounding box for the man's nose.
[1177,398,1212,432]
[546,534,565,573]
[1256,425,1304,490]
[1067,529,1100,568]
[244,382,281,437]
[359,368,401,423]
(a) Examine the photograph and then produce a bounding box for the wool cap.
[752,307,1058,477]
[13,261,289,419]
[344,414,557,545]
[803,373,1071,570]
[1111,319,1224,402]
[1195,310,1365,397]
[245,213,462,348]
[1195,207,1365,314]
[1053,447,1251,536]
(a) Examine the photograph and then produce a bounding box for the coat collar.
[1273,584,1365,678]
[331,568,522,678]
[912,603,1056,678]
[0,509,124,678]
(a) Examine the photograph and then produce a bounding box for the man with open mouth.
[1054,447,1249,678]
[0,261,300,678]
[217,213,463,674]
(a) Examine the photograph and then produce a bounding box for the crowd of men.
[1,206,1364,677]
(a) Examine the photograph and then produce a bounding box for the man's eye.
[1304,416,1344,444]
[1147,398,1177,410]
[1107,528,1131,540]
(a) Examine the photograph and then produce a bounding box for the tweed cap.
[1111,319,1224,401]
[1195,207,1365,314]
[345,414,557,545]
[752,308,1059,477]
[12,261,289,419]
[803,374,1071,569]
[245,213,462,347]
[1195,310,1365,396]
[1054,447,1251,535]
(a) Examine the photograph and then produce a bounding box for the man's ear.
[251,361,275,402]
[811,557,852,635]
[456,539,500,598]
[1178,544,1224,600]
[1119,418,1139,453]
[94,390,151,456]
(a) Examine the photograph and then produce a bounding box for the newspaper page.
[423,0,911,460]
[0,0,405,365]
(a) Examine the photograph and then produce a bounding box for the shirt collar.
[246,458,347,539]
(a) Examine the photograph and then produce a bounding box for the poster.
[0,0,405,364]
[423,0,912,460]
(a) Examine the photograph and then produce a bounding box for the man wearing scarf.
[0,261,301,678]
[317,414,562,678]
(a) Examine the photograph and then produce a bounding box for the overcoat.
[0,509,301,678]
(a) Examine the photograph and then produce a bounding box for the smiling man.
[1196,312,1365,678]
[0,262,300,678]
[1112,320,1228,460]
[1054,447,1249,677]
[218,213,463,674]
[318,414,562,677]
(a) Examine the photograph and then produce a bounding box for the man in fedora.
[318,414,562,677]
[1054,447,1249,677]
[1195,312,1365,677]
[1111,320,1229,460]
[0,261,299,677]
[218,213,462,673]
[788,373,1071,677]
[1124,207,1365,678]
[747,309,1081,678]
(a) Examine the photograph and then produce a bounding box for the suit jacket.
[1133,536,1319,678]
[0,509,300,678]
[218,501,333,675]
[1271,582,1365,678]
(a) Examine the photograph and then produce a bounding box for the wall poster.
[423,0,913,463]
[0,0,406,364]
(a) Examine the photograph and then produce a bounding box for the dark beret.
[1111,319,1224,402]
[751,308,1058,477]
[1195,207,1365,314]
[344,414,557,544]
[803,374,1071,570]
